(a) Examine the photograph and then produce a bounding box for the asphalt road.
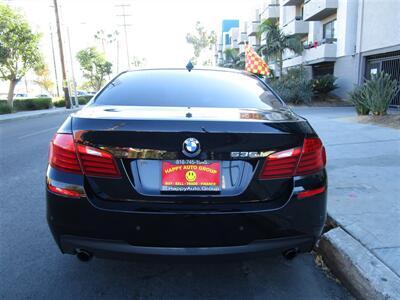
[0,112,352,300]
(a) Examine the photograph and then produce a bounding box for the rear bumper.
[60,235,314,260]
[47,188,327,260]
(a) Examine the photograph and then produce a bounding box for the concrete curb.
[318,227,400,300]
[0,107,81,123]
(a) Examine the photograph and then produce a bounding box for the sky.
[1,0,263,94]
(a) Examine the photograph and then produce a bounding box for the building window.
[224,33,229,45]
[323,20,337,40]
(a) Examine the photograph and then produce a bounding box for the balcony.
[303,0,338,21]
[238,32,248,45]
[281,17,308,36]
[282,55,303,69]
[282,0,303,6]
[260,2,280,20]
[247,21,260,36]
[303,40,337,64]
[231,39,239,50]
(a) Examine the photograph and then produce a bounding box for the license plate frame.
[161,160,221,192]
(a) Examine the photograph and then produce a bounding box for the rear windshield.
[93,69,284,110]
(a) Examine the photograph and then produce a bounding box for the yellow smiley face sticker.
[185,170,197,182]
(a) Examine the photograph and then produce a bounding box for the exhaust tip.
[282,248,298,260]
[75,249,93,262]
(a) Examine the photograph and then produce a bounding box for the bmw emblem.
[182,138,201,157]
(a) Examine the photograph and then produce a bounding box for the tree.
[222,48,244,70]
[34,64,54,95]
[76,47,112,91]
[94,29,119,54]
[131,56,147,68]
[186,21,217,65]
[0,4,43,107]
[257,19,303,77]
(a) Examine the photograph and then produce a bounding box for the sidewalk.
[0,106,81,123]
[293,106,400,298]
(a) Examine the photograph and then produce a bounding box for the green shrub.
[13,98,53,111]
[52,95,92,107]
[0,102,12,114]
[78,95,93,105]
[269,67,313,104]
[52,97,66,107]
[361,72,400,115]
[311,74,338,99]
[348,86,369,115]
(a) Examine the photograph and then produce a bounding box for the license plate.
[161,161,221,192]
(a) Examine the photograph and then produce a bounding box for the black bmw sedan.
[46,68,327,261]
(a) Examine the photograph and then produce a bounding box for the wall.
[336,0,358,57]
[222,20,240,34]
[360,0,400,53]
[280,5,296,26]
[333,55,358,98]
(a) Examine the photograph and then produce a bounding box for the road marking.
[18,127,58,139]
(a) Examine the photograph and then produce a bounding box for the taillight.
[49,134,82,174]
[259,137,326,179]
[48,182,82,198]
[259,147,301,179]
[297,186,326,199]
[296,138,326,176]
[76,144,121,178]
[49,133,120,178]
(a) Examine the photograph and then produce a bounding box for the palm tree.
[222,48,244,70]
[257,19,303,78]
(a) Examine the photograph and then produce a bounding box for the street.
[0,112,351,300]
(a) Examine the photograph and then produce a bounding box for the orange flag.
[245,44,270,76]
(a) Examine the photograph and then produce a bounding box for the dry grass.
[355,113,400,129]
[313,251,342,284]
[291,95,351,107]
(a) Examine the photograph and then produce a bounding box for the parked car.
[14,93,28,99]
[76,90,92,96]
[46,68,327,262]
[35,94,51,98]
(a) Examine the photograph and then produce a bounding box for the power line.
[116,4,132,69]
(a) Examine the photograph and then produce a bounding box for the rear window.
[93,69,284,110]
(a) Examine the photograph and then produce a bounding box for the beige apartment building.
[280,0,400,102]
[225,0,400,103]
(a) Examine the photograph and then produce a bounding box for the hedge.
[0,102,12,114]
[14,98,53,111]
[78,95,93,104]
[52,95,93,107]
[0,98,53,113]
[0,94,94,114]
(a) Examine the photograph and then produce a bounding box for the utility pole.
[66,27,78,107]
[49,23,60,97]
[116,40,120,73]
[53,0,71,108]
[116,4,131,69]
